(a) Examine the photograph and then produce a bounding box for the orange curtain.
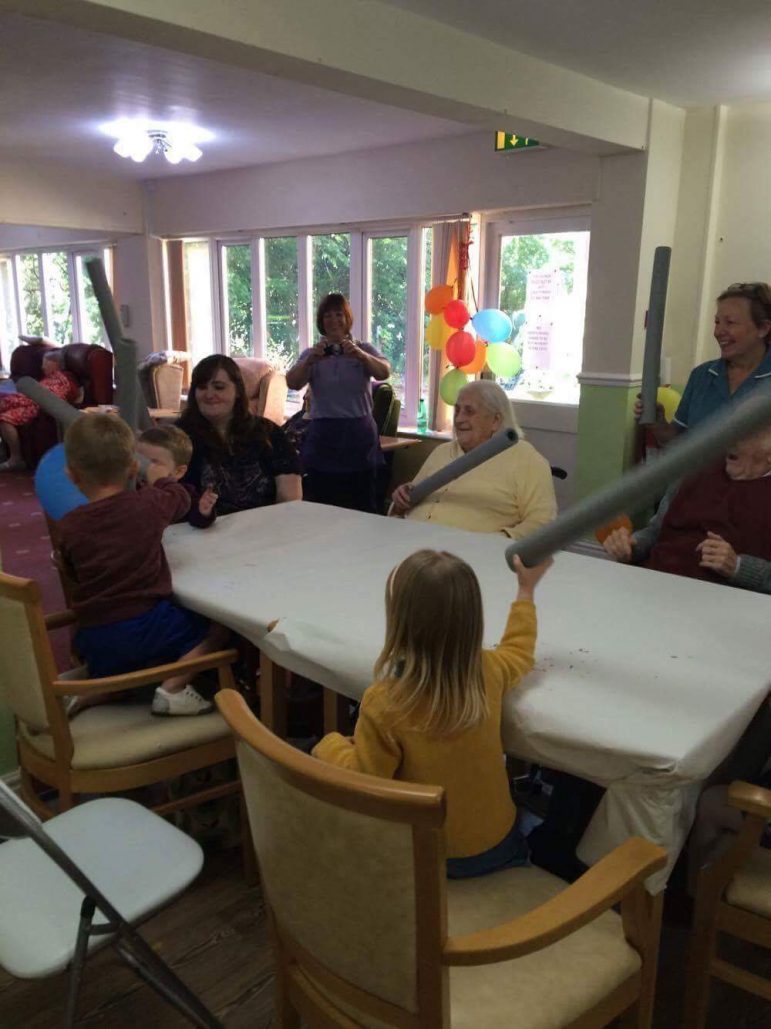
[428,219,469,432]
[166,241,190,387]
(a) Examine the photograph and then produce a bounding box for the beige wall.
[0,159,144,236]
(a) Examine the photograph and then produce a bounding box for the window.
[264,237,299,369]
[221,243,253,357]
[17,254,44,337]
[167,223,432,424]
[41,252,73,344]
[485,213,590,405]
[182,240,214,369]
[74,252,110,346]
[0,257,19,371]
[312,233,350,314]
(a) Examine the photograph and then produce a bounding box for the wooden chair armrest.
[443,837,666,966]
[51,647,239,697]
[44,609,77,630]
[728,780,771,819]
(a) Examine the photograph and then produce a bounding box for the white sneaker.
[151,685,214,717]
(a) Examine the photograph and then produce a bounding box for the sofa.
[9,340,114,468]
[233,357,287,425]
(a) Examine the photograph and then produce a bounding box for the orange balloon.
[459,339,488,374]
[425,284,454,315]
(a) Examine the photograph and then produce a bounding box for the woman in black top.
[179,355,301,515]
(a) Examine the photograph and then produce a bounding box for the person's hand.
[602,527,634,563]
[198,488,218,518]
[390,482,413,515]
[308,340,328,363]
[633,394,666,423]
[696,531,737,578]
[512,555,553,601]
[340,337,362,358]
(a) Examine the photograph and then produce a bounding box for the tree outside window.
[18,254,44,337]
[370,236,408,400]
[42,252,73,344]
[222,244,253,357]
[312,234,350,316]
[265,237,299,369]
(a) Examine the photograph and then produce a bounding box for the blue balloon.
[471,308,512,344]
[34,444,88,521]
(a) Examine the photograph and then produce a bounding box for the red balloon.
[443,299,470,329]
[446,331,475,368]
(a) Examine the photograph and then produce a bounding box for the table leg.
[260,653,289,737]
[323,689,352,736]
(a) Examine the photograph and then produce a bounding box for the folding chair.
[0,781,221,1028]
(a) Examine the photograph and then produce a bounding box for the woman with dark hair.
[285,293,390,513]
[178,354,301,515]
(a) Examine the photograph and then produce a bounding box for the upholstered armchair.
[233,357,287,425]
[9,341,113,468]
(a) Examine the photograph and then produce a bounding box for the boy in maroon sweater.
[58,413,226,716]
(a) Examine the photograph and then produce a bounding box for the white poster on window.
[523,269,561,380]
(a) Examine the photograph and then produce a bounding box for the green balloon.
[439,368,469,405]
[486,344,522,378]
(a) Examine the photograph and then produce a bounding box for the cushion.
[19,701,231,769]
[726,846,771,918]
[305,863,641,1028]
[446,864,641,1027]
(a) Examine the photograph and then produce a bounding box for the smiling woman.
[390,380,557,539]
[178,354,301,515]
[639,282,771,445]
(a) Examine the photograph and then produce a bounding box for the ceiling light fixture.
[102,120,210,165]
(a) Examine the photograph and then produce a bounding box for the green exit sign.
[495,132,540,152]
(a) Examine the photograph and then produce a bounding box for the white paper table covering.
[164,502,770,890]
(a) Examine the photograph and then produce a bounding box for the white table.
[165,502,771,891]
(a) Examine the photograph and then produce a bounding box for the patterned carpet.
[0,467,70,670]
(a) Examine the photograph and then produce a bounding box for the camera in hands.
[323,341,344,356]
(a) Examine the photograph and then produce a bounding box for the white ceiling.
[2,2,770,189]
[0,13,472,181]
[384,0,771,107]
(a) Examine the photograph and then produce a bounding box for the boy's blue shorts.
[75,599,210,679]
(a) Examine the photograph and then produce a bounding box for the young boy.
[136,425,218,527]
[58,413,226,716]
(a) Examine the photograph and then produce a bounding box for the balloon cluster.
[424,286,522,404]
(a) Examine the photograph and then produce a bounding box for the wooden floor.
[1,846,770,1028]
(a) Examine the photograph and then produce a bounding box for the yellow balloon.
[425,314,454,351]
[657,386,681,423]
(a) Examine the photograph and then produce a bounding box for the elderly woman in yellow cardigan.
[390,380,556,538]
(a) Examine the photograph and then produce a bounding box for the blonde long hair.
[373,549,487,735]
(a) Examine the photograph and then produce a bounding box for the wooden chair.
[684,781,771,1026]
[0,570,239,820]
[216,688,667,1029]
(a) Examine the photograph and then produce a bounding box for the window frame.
[481,206,591,408]
[177,220,433,425]
[0,244,114,354]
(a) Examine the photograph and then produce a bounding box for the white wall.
[0,159,144,236]
[113,234,167,357]
[147,131,600,236]
[666,100,771,386]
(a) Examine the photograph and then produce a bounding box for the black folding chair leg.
[65,897,98,1029]
[113,929,222,1029]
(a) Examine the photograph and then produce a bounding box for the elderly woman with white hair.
[390,380,557,538]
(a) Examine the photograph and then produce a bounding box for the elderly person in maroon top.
[286,292,390,513]
[603,429,771,591]
[57,413,228,717]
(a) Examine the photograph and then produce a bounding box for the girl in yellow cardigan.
[313,548,551,878]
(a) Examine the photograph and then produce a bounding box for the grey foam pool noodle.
[408,428,518,506]
[84,258,152,432]
[639,246,671,425]
[507,384,771,568]
[16,377,82,429]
